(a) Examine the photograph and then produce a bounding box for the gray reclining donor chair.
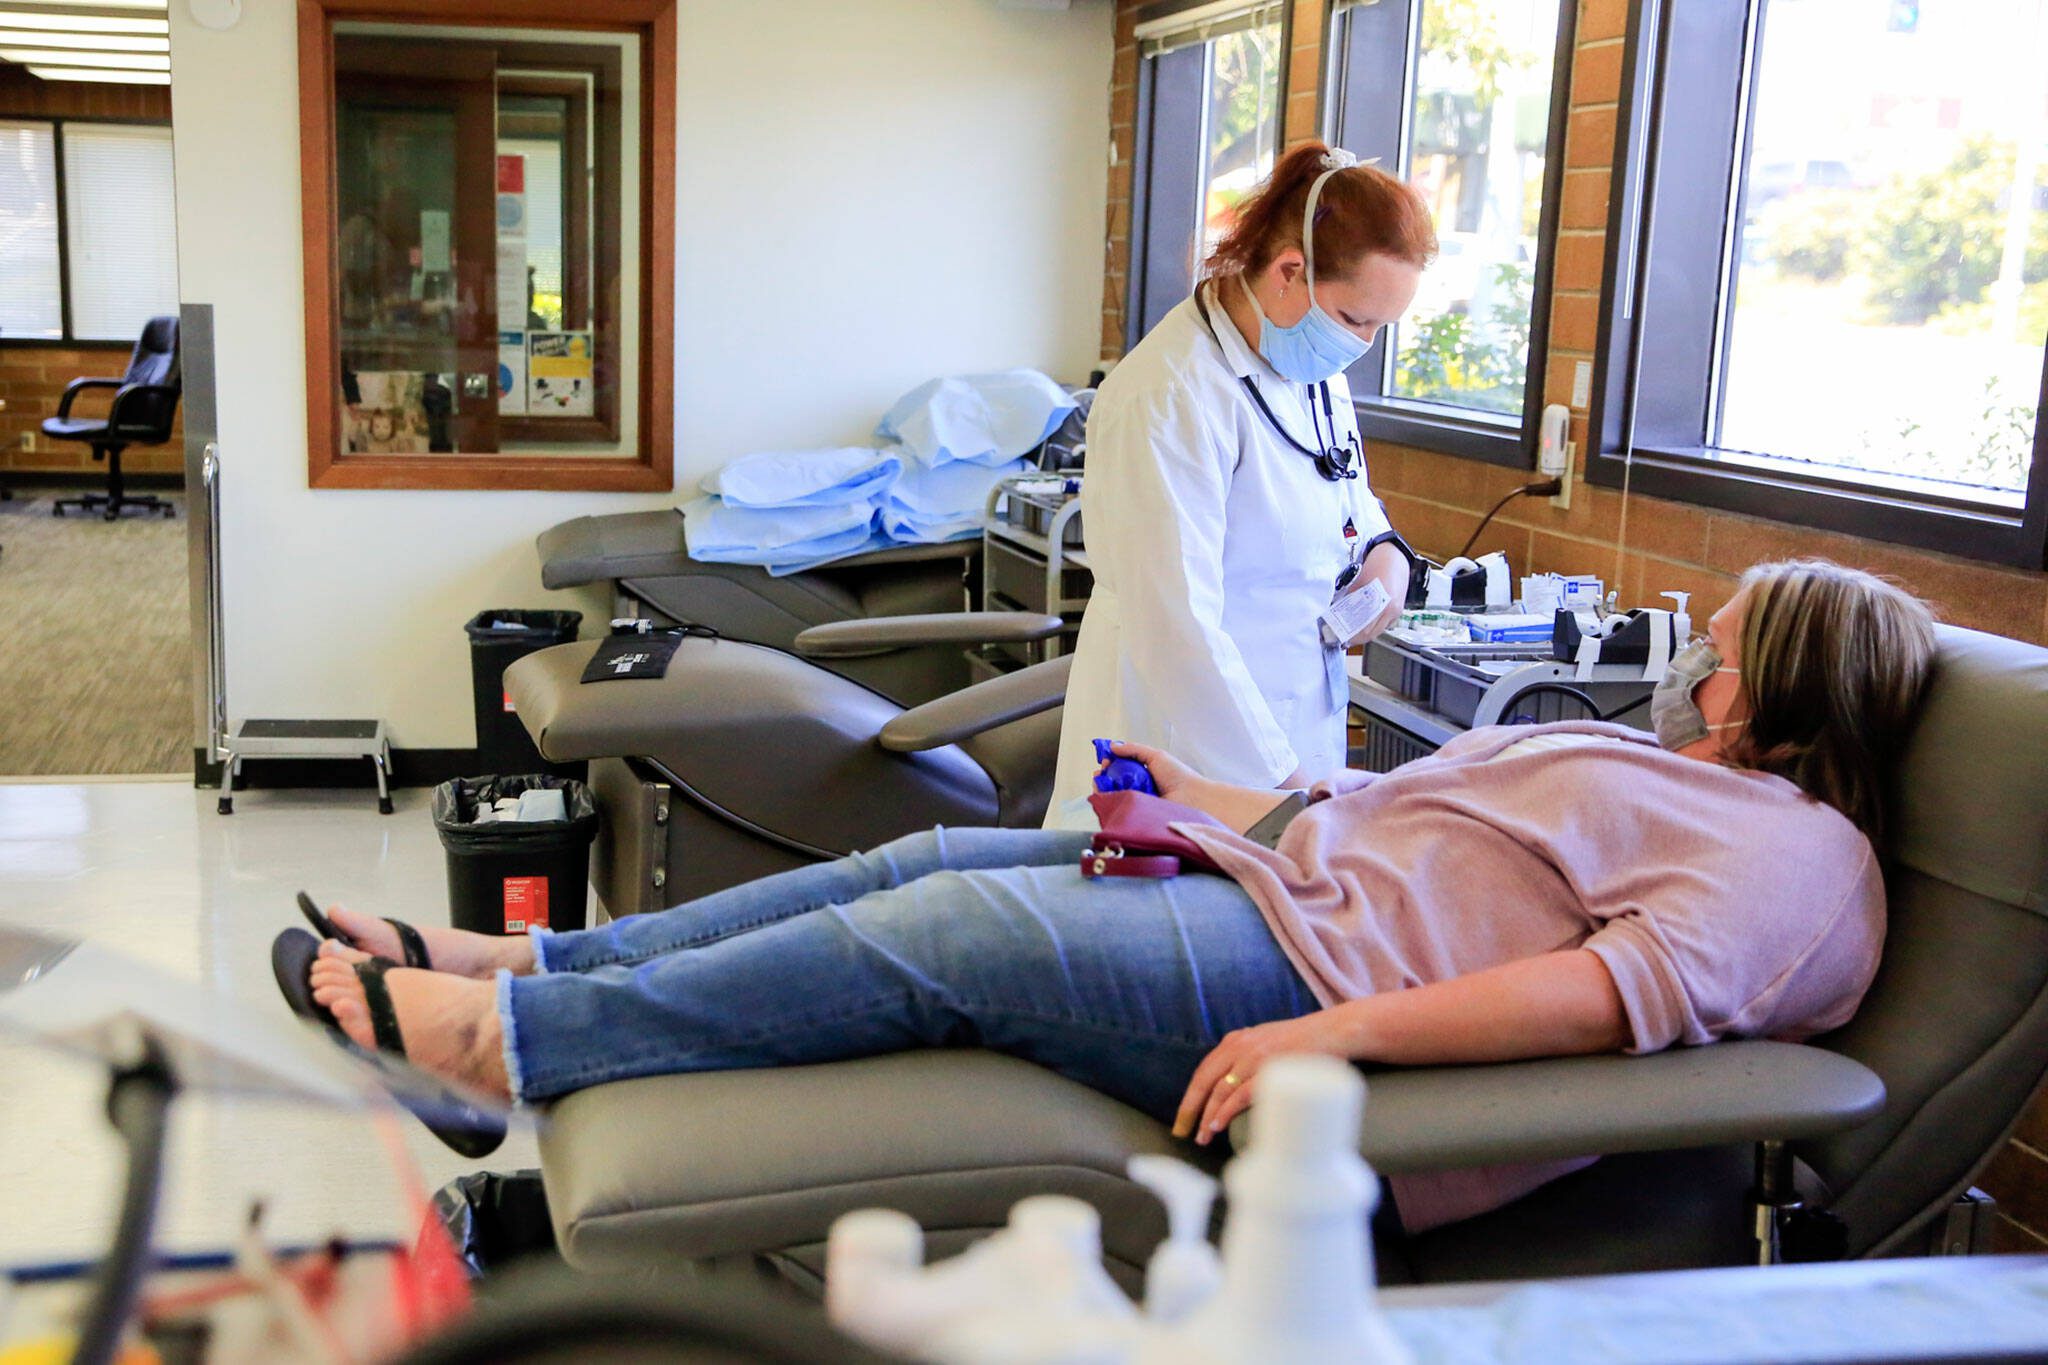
[537,513,981,709]
[504,614,1071,917]
[536,624,2048,1289]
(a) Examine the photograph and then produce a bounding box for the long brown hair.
[1202,141,1437,283]
[1724,559,1937,843]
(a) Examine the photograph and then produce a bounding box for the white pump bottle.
[1136,1056,1409,1365]
[825,1056,1408,1365]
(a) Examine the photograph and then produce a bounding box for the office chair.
[46,315,181,521]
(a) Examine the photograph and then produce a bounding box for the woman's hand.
[1173,1012,1358,1145]
[1109,741,1313,833]
[1104,740,1208,805]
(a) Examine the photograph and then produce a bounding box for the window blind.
[63,122,178,342]
[1137,1,1283,58]
[0,121,61,339]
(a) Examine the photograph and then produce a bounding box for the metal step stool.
[217,719,393,815]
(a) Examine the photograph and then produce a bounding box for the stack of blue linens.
[681,369,1077,577]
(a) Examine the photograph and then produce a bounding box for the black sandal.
[270,926,506,1158]
[298,890,433,970]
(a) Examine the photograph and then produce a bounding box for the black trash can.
[432,774,599,935]
[464,610,583,778]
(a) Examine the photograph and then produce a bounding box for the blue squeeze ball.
[1092,738,1158,795]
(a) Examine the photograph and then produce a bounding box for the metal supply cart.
[1349,634,1659,772]
[972,475,1091,678]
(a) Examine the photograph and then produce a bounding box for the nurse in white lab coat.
[1049,144,1436,821]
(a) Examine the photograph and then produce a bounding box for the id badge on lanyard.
[1319,516,1365,714]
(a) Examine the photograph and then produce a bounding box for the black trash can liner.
[433,774,599,936]
[430,1168,558,1278]
[465,610,583,779]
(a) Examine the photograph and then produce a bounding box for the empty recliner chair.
[504,613,1070,917]
[537,512,981,708]
[533,624,2048,1289]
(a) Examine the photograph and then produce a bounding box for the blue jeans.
[499,828,1321,1121]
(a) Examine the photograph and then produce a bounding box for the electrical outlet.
[1550,445,1575,509]
[19,431,33,453]
[1572,361,1592,409]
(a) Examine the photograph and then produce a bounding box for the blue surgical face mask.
[1248,165,1372,385]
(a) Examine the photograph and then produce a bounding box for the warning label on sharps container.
[504,876,550,933]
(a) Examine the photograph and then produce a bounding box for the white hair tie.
[1303,148,1382,284]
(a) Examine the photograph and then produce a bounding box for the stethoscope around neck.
[1193,282,1363,483]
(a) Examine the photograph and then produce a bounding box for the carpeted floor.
[0,488,191,776]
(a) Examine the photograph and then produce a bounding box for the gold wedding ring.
[1223,1073,1241,1087]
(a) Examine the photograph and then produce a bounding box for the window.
[300,0,675,492]
[1595,0,2048,568]
[1195,22,1282,265]
[1327,0,1573,466]
[0,118,176,343]
[65,124,178,341]
[0,123,60,338]
[1127,2,1284,343]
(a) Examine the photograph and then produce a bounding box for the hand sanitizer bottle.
[1661,591,1693,647]
[1127,1155,1222,1324]
[1145,1056,1409,1364]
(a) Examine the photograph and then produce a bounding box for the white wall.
[169,0,1112,748]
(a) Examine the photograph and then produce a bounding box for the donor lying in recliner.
[274,558,1935,1233]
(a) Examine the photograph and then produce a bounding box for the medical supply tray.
[999,480,1085,547]
[1363,635,1655,731]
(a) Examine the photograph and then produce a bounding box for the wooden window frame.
[1590,0,2048,570]
[1324,0,1577,471]
[298,0,674,492]
[495,73,609,446]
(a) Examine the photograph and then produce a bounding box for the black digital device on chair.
[1244,792,1310,849]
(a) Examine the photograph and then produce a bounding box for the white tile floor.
[0,781,542,1266]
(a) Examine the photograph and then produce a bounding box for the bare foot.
[309,946,512,1101]
[322,904,536,979]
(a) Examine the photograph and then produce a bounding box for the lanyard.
[1192,285,1362,483]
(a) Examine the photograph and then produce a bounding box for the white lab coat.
[1047,283,1395,825]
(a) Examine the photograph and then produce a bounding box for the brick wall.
[0,71,183,481]
[1101,6,1140,361]
[0,343,183,478]
[1098,0,2048,1253]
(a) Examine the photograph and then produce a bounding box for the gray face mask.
[1651,639,1744,751]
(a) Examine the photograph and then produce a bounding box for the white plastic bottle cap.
[827,1208,923,1271]
[1249,1054,1364,1157]
[1009,1194,1103,1260]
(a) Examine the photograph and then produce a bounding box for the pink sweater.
[1179,721,1886,1230]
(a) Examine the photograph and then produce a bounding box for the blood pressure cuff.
[1362,528,1417,573]
[1354,529,1424,607]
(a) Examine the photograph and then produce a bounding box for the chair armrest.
[1225,1042,1884,1173]
[880,655,1072,753]
[795,612,1064,659]
[55,376,122,418]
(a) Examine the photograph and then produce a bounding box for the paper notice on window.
[528,331,594,417]
[1319,578,1392,648]
[498,332,527,415]
[419,210,450,273]
[497,240,529,326]
[496,153,528,234]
